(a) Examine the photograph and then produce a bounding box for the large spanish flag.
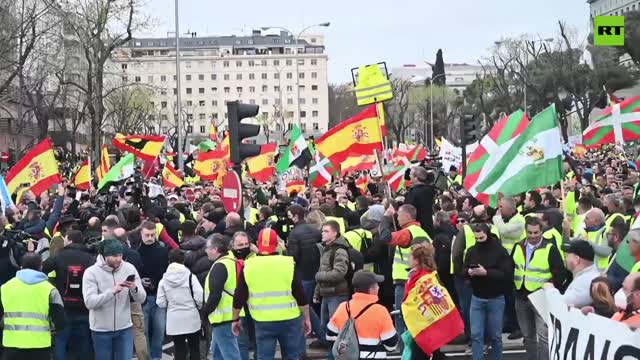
[316,104,384,166]
[247,143,277,183]
[112,133,165,161]
[97,145,111,182]
[5,138,61,196]
[401,270,463,355]
[162,162,184,188]
[70,160,91,190]
[194,149,227,182]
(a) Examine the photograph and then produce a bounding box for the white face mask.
[614,288,627,310]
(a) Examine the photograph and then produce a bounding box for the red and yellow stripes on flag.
[209,123,218,141]
[316,104,384,166]
[339,152,376,175]
[97,145,111,182]
[162,162,184,188]
[401,270,464,355]
[355,174,368,195]
[246,143,277,183]
[583,96,640,148]
[71,159,91,190]
[287,179,305,195]
[5,138,61,196]
[194,149,227,184]
[112,133,165,161]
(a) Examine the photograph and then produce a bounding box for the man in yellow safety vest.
[0,253,67,360]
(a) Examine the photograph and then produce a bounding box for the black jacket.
[432,223,457,276]
[463,237,512,299]
[138,241,169,296]
[286,222,322,281]
[404,183,436,236]
[182,235,213,285]
[43,243,96,314]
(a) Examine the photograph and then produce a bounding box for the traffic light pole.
[461,118,467,179]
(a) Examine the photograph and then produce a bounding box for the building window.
[273,60,280,66]
[262,99,268,105]
[286,85,293,92]
[312,85,318,91]
[161,115,168,121]
[312,110,319,117]
[311,59,317,66]
[298,72,305,79]
[313,122,319,130]
[236,60,242,67]
[298,59,304,66]
[160,88,167,96]
[199,100,205,106]
[286,60,292,66]
[261,73,267,80]
[211,74,217,80]
[299,85,305,92]
[162,126,168,133]
[286,72,293,79]
[274,73,280,79]
[275,123,282,131]
[236,87,243,93]
[134,76,141,82]
[224,112,228,119]
[249,73,255,80]
[211,100,218,107]
[287,122,293,130]
[224,74,230,80]
[248,99,255,104]
[312,98,318,104]
[199,88,205,94]
[300,111,306,118]
[187,114,193,120]
[199,74,204,80]
[161,101,167,108]
[173,88,177,95]
[211,87,217,93]
[248,60,255,67]
[173,75,177,81]
[200,125,206,133]
[187,125,193,133]
[301,123,307,131]
[311,72,317,79]
[223,61,229,67]
[274,86,280,92]
[287,98,293,105]
[186,88,192,94]
[187,101,192,106]
[275,98,281,105]
[160,75,167,82]
[121,64,128,70]
[300,98,306,105]
[186,74,191,81]
[199,113,206,120]
[212,113,218,119]
[249,86,255,93]
[262,85,268,92]
[236,74,242,80]
[224,87,230,93]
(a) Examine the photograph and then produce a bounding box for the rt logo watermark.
[594,16,624,46]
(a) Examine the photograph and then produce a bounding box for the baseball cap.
[562,240,595,262]
[257,228,278,255]
[351,270,384,292]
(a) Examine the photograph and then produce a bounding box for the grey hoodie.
[157,263,203,336]
[82,255,146,332]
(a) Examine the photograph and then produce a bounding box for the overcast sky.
[143,0,591,83]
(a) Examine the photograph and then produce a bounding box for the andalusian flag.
[276,124,311,173]
[475,105,563,197]
[198,139,218,152]
[194,149,227,182]
[583,96,640,147]
[97,145,111,182]
[70,159,91,190]
[97,153,135,191]
[5,138,61,196]
[247,143,277,183]
[112,134,165,161]
[464,110,529,206]
[309,150,339,188]
[316,105,384,166]
[402,270,463,355]
[384,158,411,193]
[162,162,184,188]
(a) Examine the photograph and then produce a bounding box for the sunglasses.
[456,219,468,224]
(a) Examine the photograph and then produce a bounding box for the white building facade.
[588,0,640,17]
[391,63,484,95]
[112,30,329,143]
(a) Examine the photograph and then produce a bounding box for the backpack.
[63,264,87,310]
[329,243,364,291]
[332,301,376,360]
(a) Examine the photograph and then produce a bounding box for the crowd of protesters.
[0,144,639,360]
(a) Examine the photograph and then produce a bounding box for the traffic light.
[227,100,261,164]
[462,115,479,145]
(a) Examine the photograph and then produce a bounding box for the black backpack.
[63,264,87,310]
[329,243,364,291]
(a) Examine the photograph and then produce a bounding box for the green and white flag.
[475,105,563,196]
[97,153,135,191]
[276,124,311,173]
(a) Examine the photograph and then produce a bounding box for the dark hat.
[449,165,458,172]
[100,238,124,257]
[351,270,384,291]
[58,214,79,226]
[562,240,595,262]
[203,211,219,223]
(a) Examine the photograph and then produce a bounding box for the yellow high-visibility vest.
[498,214,526,254]
[449,224,500,274]
[392,225,431,281]
[631,262,640,273]
[243,255,300,322]
[1,277,54,349]
[580,228,609,271]
[354,64,393,106]
[543,227,564,260]
[513,242,553,292]
[447,175,462,187]
[205,255,244,324]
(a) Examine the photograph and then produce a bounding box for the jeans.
[302,280,322,340]
[238,317,251,360]
[515,295,548,360]
[143,295,167,360]
[394,283,406,350]
[254,318,301,360]
[455,276,472,337]
[210,323,241,360]
[91,327,134,360]
[470,295,505,360]
[54,313,91,360]
[172,331,200,360]
[321,295,349,360]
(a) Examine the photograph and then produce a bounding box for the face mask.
[614,288,627,310]
[233,247,251,260]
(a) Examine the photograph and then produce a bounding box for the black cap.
[562,240,595,262]
[449,165,458,172]
[351,270,384,292]
[58,214,79,226]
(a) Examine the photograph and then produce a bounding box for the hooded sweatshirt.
[82,255,146,332]
[157,263,203,336]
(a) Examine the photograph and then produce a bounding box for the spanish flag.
[97,145,111,182]
[340,152,376,175]
[162,162,184,188]
[355,173,368,195]
[112,134,165,161]
[401,270,463,355]
[70,160,91,190]
[247,143,277,183]
[209,123,218,141]
[316,104,384,166]
[5,138,61,196]
[194,149,227,182]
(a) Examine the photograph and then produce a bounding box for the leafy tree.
[622,10,640,67]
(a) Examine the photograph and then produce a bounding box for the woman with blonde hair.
[305,209,326,230]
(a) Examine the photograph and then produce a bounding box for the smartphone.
[469,264,480,269]
[126,274,136,282]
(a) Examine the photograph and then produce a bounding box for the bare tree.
[385,78,414,143]
[103,85,154,134]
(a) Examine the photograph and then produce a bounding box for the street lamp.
[174,0,183,170]
[260,23,330,130]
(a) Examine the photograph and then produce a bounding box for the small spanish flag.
[97,145,111,182]
[193,149,227,182]
[355,173,368,195]
[162,162,184,188]
[246,143,277,183]
[112,134,165,161]
[209,123,218,141]
[71,160,91,190]
[5,138,61,196]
